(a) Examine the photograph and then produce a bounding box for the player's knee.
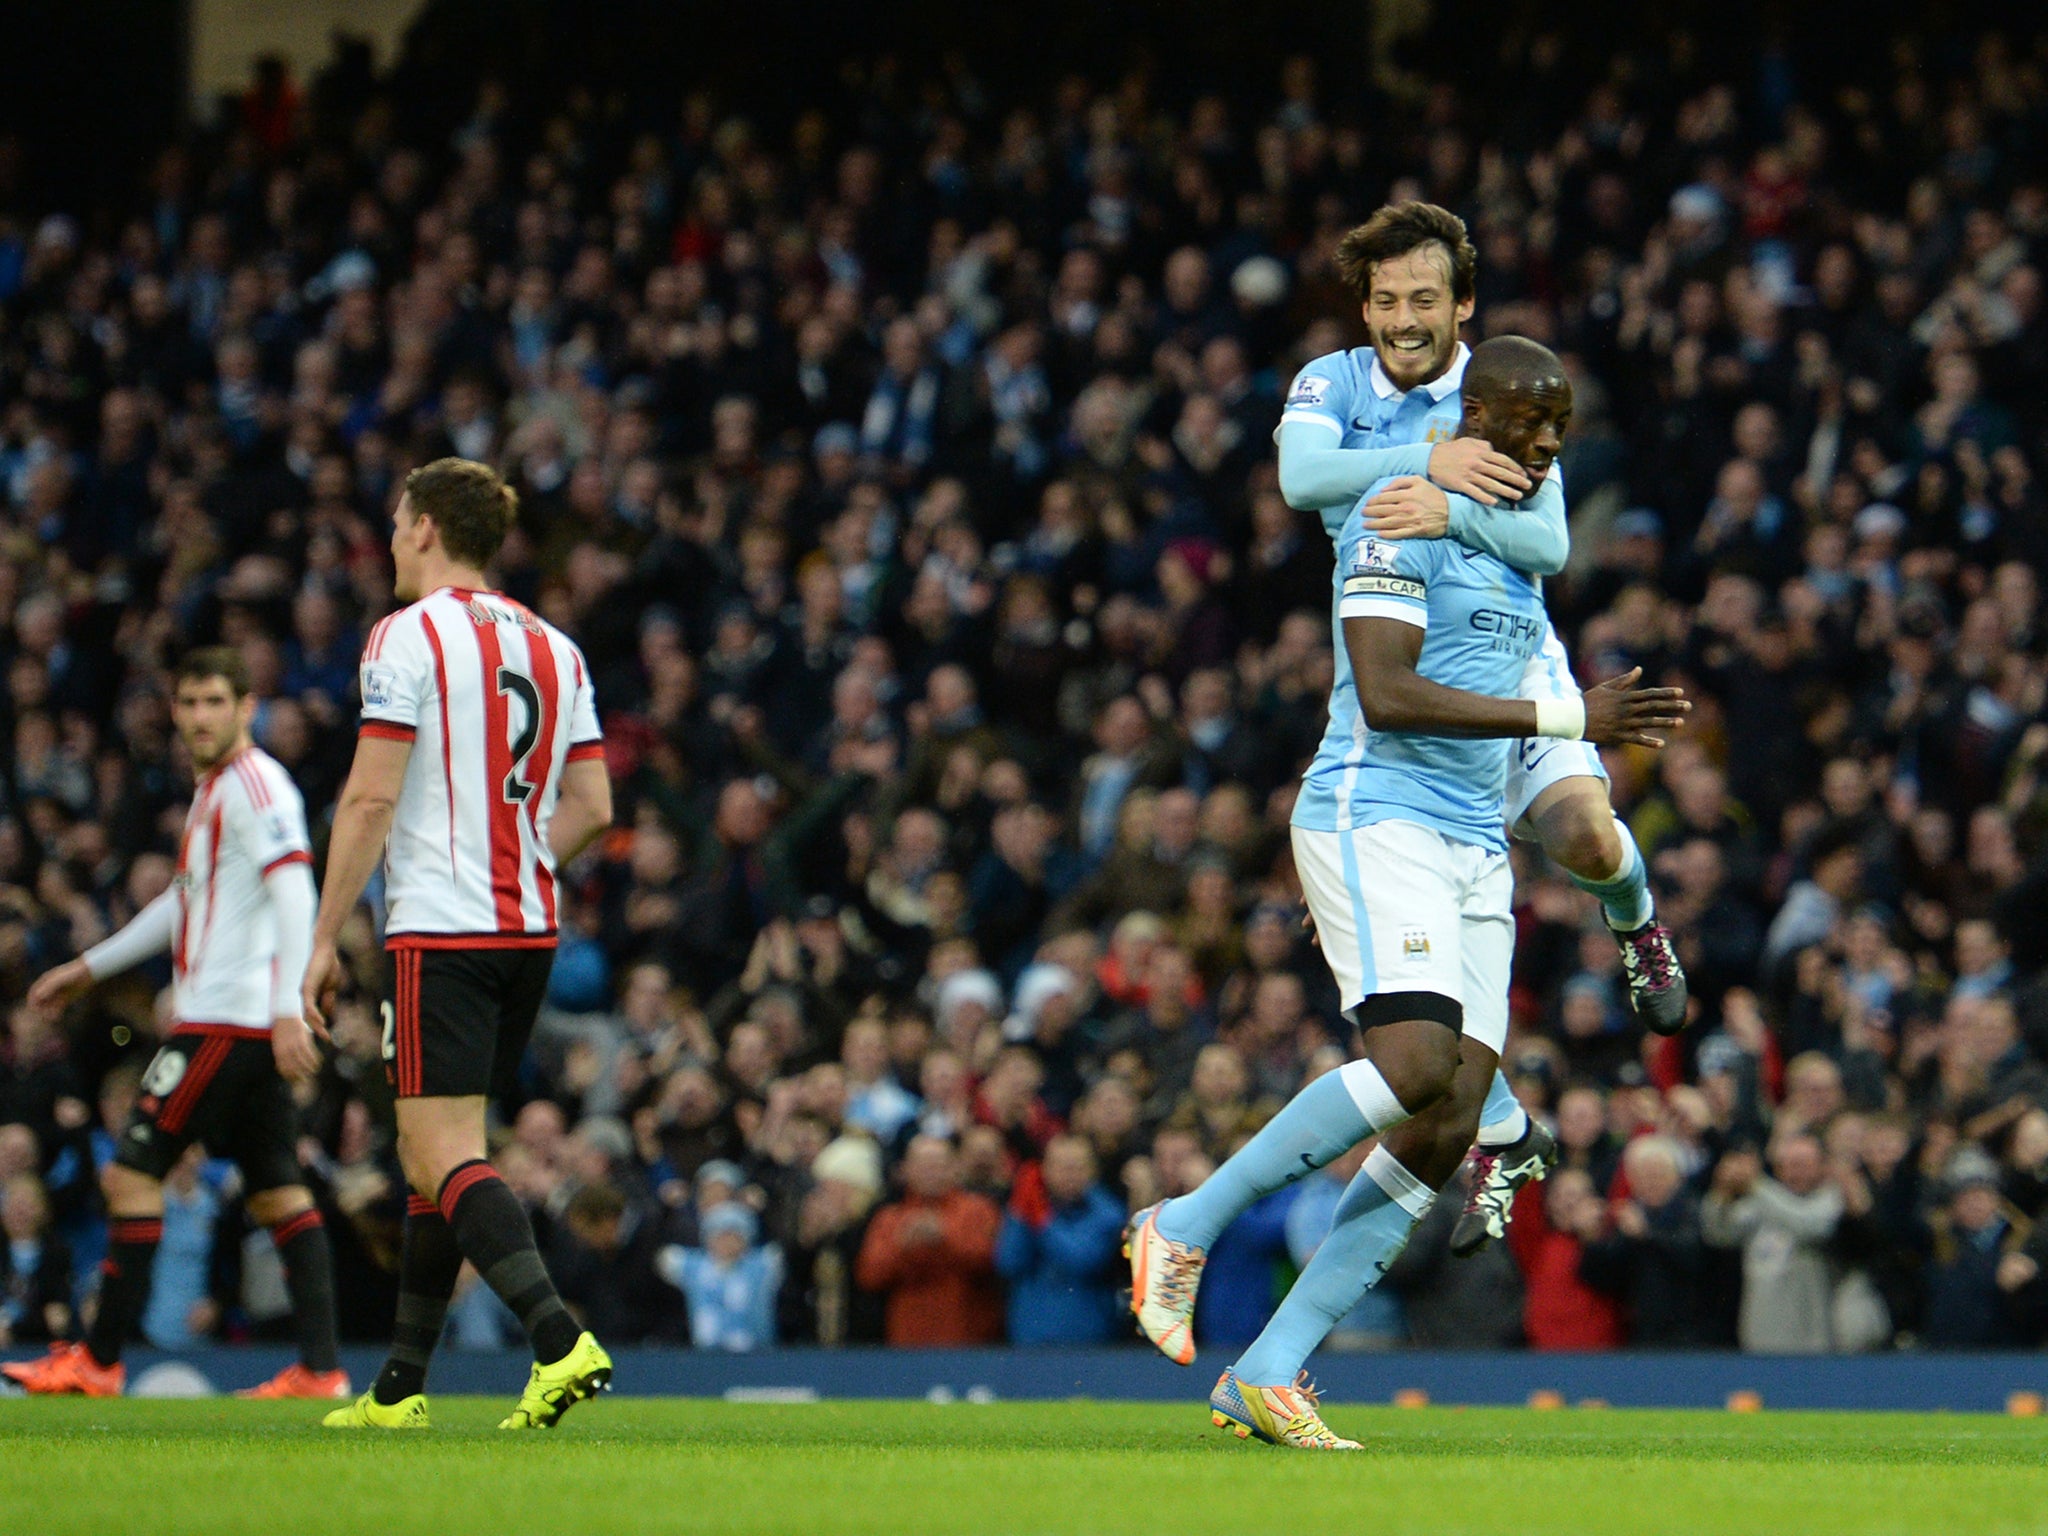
[1550,803,1622,882]
[398,1142,451,1201]
[1382,1028,1461,1111]
[1362,997,1464,1110]
[397,1123,478,1200]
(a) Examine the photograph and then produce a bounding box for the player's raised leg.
[1524,773,1685,1030]
[1504,634,1687,1036]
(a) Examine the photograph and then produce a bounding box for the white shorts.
[1292,820,1514,1054]
[1504,621,1607,831]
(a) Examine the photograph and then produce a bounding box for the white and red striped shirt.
[358,586,602,947]
[169,748,314,1028]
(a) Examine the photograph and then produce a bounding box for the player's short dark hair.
[403,457,518,569]
[1334,201,1478,304]
[1463,335,1570,400]
[175,646,251,698]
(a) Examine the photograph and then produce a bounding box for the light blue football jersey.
[1280,344,1471,542]
[1291,485,1550,852]
[1278,341,1568,572]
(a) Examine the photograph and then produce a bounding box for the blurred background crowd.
[2,1,2048,1358]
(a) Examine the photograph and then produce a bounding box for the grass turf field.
[2,1396,2043,1536]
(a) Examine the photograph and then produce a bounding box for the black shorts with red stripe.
[118,1025,303,1192]
[382,944,554,1099]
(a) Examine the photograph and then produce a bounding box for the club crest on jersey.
[1287,374,1331,407]
[361,664,395,709]
[1402,928,1431,959]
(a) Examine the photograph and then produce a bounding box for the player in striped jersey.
[304,458,615,1431]
[4,649,345,1400]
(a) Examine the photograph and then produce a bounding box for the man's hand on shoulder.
[1361,476,1450,541]
[1427,438,1532,505]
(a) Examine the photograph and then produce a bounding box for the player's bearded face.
[1364,246,1473,391]
[173,682,251,770]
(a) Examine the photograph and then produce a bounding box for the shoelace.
[1625,926,1678,989]
[1460,1151,1502,1216]
[1157,1242,1203,1312]
[1281,1373,1346,1445]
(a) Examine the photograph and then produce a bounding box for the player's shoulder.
[1286,348,1368,406]
[1299,346,1371,381]
[221,748,304,814]
[527,604,584,657]
[363,597,438,661]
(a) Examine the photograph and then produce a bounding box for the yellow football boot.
[498,1332,613,1429]
[322,1390,430,1429]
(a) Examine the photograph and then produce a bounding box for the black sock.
[373,1196,462,1405]
[269,1209,340,1374]
[437,1160,580,1365]
[86,1215,162,1368]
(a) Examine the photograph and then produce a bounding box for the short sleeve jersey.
[359,586,603,945]
[1291,487,1550,852]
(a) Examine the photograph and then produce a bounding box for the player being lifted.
[306,458,614,1430]
[1132,338,1686,1444]
[1278,201,1689,1252]
[4,649,344,1399]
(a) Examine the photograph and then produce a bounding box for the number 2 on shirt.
[495,666,543,804]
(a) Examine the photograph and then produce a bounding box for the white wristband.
[1533,697,1586,740]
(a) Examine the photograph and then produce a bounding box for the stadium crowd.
[2,15,2048,1358]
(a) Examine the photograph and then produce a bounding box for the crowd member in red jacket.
[855,1135,1003,1344]
[1509,1168,1626,1350]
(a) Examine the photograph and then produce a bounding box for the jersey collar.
[1366,341,1471,402]
[199,743,255,784]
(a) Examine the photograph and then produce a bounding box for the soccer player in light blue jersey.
[1128,338,1688,1448]
[1278,202,1689,1256]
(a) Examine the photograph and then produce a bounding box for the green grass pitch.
[3,1396,2044,1535]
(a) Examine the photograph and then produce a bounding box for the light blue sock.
[1231,1146,1435,1386]
[1156,1061,1407,1251]
[1474,1069,1528,1148]
[1568,817,1654,932]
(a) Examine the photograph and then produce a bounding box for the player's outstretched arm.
[29,889,180,1009]
[548,756,614,868]
[1362,470,1569,576]
[1346,619,1687,746]
[1276,421,1432,535]
[304,734,411,1035]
